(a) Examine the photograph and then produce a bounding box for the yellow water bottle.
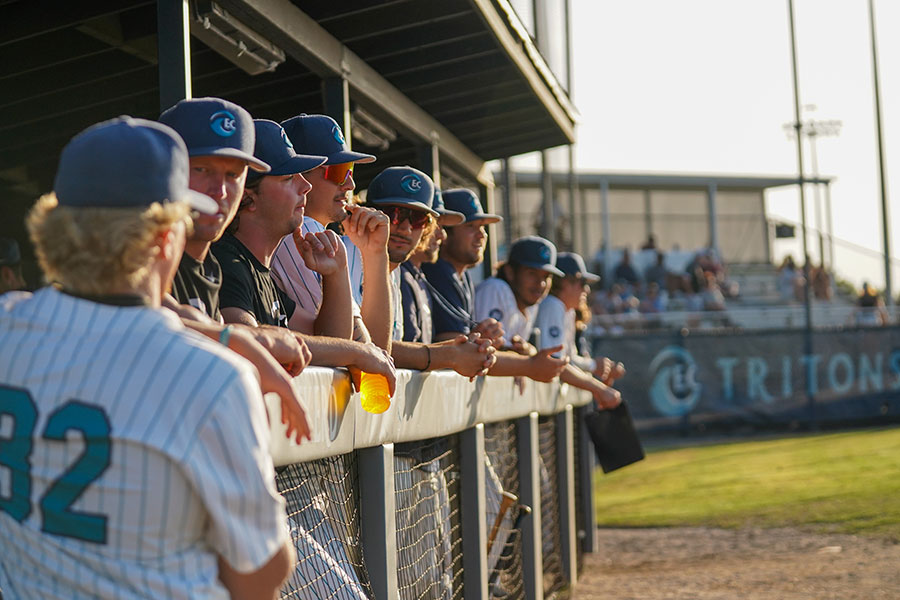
[359,372,391,414]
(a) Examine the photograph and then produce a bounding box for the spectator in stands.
[644,250,668,290]
[639,281,666,314]
[641,233,657,250]
[811,261,833,301]
[400,189,465,343]
[0,237,26,292]
[361,167,496,378]
[855,282,887,326]
[534,251,623,408]
[777,255,804,303]
[613,248,640,286]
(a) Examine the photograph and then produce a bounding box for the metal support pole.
[576,405,597,554]
[516,412,544,600]
[540,150,554,244]
[601,180,612,289]
[580,185,590,260]
[322,76,351,146]
[359,444,398,599]
[481,181,499,280]
[556,405,577,584]
[787,0,816,426]
[825,183,835,269]
[567,144,578,251]
[808,136,826,265]
[707,182,719,257]
[501,159,515,248]
[156,0,192,112]
[868,0,892,312]
[416,142,441,189]
[460,425,488,599]
[643,189,652,242]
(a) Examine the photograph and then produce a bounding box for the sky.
[556,0,900,290]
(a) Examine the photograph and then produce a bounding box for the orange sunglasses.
[323,162,353,185]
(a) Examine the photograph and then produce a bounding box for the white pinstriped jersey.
[0,288,287,599]
[534,294,596,372]
[473,277,538,342]
[270,218,363,334]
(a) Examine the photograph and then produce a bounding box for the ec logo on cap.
[210,111,237,137]
[539,246,551,262]
[332,125,345,145]
[400,174,422,194]
[281,129,293,149]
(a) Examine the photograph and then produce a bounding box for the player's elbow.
[219,542,294,600]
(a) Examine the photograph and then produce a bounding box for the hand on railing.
[435,333,497,380]
[472,318,506,349]
[595,358,626,386]
[592,381,622,411]
[526,346,568,382]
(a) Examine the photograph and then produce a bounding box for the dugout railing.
[266,368,598,600]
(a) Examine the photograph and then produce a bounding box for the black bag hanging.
[584,400,645,473]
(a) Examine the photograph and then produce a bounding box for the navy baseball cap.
[54,117,218,215]
[280,114,375,166]
[158,97,270,172]
[442,189,502,224]
[366,166,438,216]
[0,238,20,266]
[432,190,465,226]
[246,120,327,183]
[557,252,600,282]
[508,236,564,276]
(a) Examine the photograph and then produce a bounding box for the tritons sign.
[594,326,900,430]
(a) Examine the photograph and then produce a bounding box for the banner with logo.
[593,326,900,432]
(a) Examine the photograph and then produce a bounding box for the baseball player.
[399,190,465,343]
[0,117,293,598]
[476,239,621,407]
[271,114,389,344]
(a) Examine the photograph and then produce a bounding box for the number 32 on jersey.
[0,386,111,544]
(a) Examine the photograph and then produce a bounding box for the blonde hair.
[27,193,190,295]
[412,217,438,254]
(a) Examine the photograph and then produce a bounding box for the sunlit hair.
[550,274,582,296]
[412,217,437,254]
[27,193,190,295]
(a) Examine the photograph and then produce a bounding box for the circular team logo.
[281,129,293,148]
[400,174,422,195]
[538,245,552,263]
[209,110,237,137]
[648,346,702,417]
[489,308,503,321]
[332,125,345,145]
[548,326,561,339]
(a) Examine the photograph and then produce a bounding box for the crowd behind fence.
[266,367,595,600]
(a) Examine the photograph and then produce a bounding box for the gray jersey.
[0,288,287,599]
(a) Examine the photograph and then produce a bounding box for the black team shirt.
[171,252,223,322]
[212,233,296,328]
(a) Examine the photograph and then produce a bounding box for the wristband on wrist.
[219,325,234,347]
[423,344,432,371]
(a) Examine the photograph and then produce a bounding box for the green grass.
[593,426,900,539]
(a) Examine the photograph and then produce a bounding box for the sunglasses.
[379,205,433,228]
[323,162,353,185]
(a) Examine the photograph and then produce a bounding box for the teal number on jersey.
[0,387,37,522]
[0,387,111,543]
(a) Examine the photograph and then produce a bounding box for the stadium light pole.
[868,0,892,312]
[787,0,816,427]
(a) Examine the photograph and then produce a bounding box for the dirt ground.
[573,527,900,599]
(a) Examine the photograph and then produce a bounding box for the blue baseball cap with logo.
[432,189,465,226]
[557,252,600,282]
[247,120,327,183]
[54,116,218,214]
[508,236,564,276]
[366,166,438,216]
[280,114,375,166]
[159,97,270,172]
[441,189,502,224]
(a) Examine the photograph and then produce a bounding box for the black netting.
[483,421,525,599]
[276,456,373,599]
[538,417,564,596]
[393,436,464,600]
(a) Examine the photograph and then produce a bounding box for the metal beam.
[516,412,544,600]
[467,0,576,144]
[556,405,577,584]
[156,0,192,111]
[460,424,489,599]
[359,443,399,599]
[217,0,486,180]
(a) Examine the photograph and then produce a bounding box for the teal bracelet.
[218,325,234,347]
